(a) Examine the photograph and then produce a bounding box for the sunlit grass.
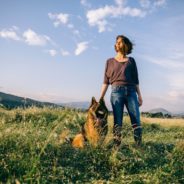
[141,116,184,127]
[0,107,183,183]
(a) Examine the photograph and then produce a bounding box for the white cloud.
[67,24,74,29]
[139,0,151,8]
[12,26,19,31]
[154,0,166,7]
[86,3,146,32]
[122,6,146,17]
[86,0,167,32]
[67,24,80,36]
[138,0,167,15]
[61,48,70,56]
[142,84,184,112]
[31,92,77,103]
[75,42,88,55]
[80,0,91,8]
[48,49,57,56]
[0,27,55,47]
[156,63,184,111]
[0,28,20,41]
[48,12,80,37]
[87,6,114,25]
[139,46,184,112]
[48,13,69,27]
[115,0,125,6]
[139,0,166,9]
[142,71,184,112]
[73,30,80,35]
[167,74,184,90]
[142,93,184,113]
[149,58,184,70]
[97,20,108,33]
[168,90,184,99]
[141,53,184,70]
[23,29,50,46]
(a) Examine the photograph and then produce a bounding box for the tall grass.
[141,116,184,127]
[0,107,183,183]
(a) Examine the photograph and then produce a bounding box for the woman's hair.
[115,35,133,55]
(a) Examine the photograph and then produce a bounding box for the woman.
[100,35,143,146]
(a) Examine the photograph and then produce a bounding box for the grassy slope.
[0,107,183,184]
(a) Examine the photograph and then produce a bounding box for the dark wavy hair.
[115,35,133,55]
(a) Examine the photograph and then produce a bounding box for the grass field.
[0,107,184,183]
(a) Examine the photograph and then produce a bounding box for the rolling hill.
[0,92,59,109]
[148,108,171,115]
[59,101,90,110]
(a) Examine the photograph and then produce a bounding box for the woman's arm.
[100,84,109,99]
[136,85,143,106]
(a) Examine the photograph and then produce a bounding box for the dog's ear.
[90,97,97,106]
[99,98,107,108]
[88,97,97,109]
[99,98,104,105]
[99,98,108,112]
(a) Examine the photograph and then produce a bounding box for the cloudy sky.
[0,0,184,112]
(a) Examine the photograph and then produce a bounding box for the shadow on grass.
[32,141,176,183]
[38,143,113,183]
[114,141,174,175]
[0,138,182,184]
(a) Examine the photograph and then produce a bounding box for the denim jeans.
[110,85,142,145]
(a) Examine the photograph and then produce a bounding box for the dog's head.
[88,97,108,124]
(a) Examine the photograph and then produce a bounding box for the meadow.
[0,107,183,184]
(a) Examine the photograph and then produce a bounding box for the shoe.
[135,140,142,147]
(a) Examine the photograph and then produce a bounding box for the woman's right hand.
[138,95,143,106]
[100,84,109,100]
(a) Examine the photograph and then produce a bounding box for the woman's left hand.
[138,95,143,106]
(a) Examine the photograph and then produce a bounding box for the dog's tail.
[72,125,87,148]
[59,126,86,148]
[71,133,85,148]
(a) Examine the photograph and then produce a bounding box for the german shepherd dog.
[71,97,108,148]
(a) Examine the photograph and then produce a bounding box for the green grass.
[0,107,184,184]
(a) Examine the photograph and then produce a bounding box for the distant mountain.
[146,108,184,118]
[148,108,171,115]
[172,112,184,118]
[59,101,90,110]
[0,91,59,109]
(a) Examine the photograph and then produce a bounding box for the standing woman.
[100,35,143,146]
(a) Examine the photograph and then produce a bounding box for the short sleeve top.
[103,57,139,86]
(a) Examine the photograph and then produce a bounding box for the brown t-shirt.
[103,57,139,86]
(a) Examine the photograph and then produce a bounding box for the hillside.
[0,91,59,109]
[59,101,90,110]
[148,108,171,115]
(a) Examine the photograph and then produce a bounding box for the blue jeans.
[110,85,142,145]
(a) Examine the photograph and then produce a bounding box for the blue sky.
[0,0,184,112]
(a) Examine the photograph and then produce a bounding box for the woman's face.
[115,37,124,52]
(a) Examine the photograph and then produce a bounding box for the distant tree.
[164,114,172,118]
[141,112,172,118]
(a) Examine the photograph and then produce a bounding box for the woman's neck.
[115,53,127,59]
